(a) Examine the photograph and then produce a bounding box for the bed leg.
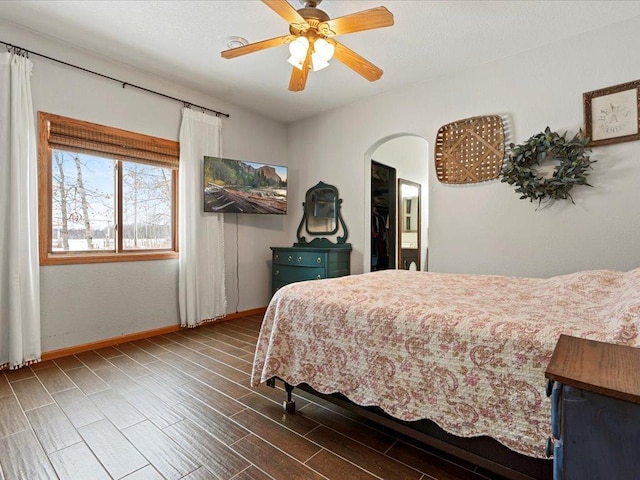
[283,382,296,413]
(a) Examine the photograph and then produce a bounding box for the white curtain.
[178,108,226,327]
[0,52,41,369]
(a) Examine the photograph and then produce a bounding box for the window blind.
[45,113,179,169]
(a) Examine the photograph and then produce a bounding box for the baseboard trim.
[41,324,181,362]
[218,307,267,321]
[41,306,267,362]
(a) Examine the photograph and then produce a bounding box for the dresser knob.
[316,257,322,264]
[275,270,280,277]
[297,256,302,262]
[317,275,322,279]
[274,254,279,261]
[545,437,554,458]
[546,379,554,397]
[288,255,292,262]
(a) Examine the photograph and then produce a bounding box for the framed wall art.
[583,80,640,147]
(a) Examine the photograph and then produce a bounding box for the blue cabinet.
[270,245,351,296]
[545,335,640,480]
[275,181,352,296]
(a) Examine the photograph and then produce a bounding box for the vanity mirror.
[306,184,338,235]
[296,181,349,246]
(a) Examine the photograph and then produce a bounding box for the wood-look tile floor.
[0,314,503,480]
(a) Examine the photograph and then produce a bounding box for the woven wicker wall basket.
[435,115,505,184]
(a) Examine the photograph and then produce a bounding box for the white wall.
[288,16,640,278]
[1,21,289,351]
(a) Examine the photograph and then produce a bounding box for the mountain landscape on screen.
[203,156,287,214]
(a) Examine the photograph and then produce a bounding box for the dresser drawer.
[273,250,327,267]
[273,265,326,282]
[270,245,351,297]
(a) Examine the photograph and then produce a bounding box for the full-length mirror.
[398,178,421,270]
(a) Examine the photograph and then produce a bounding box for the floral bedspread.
[251,268,640,457]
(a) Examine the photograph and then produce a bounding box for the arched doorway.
[364,135,429,273]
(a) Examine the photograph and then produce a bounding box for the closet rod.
[2,40,230,118]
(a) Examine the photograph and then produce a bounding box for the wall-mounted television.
[203,156,287,214]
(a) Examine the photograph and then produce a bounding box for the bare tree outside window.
[122,162,173,250]
[52,152,70,251]
[51,151,172,252]
[51,151,115,252]
[74,154,94,249]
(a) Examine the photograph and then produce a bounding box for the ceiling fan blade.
[333,41,383,82]
[289,52,311,92]
[262,0,310,32]
[221,35,294,59]
[318,6,394,37]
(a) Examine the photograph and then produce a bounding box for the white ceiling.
[2,1,640,123]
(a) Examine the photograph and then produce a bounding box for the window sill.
[40,250,179,266]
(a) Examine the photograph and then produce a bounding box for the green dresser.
[270,245,351,296]
[274,181,352,296]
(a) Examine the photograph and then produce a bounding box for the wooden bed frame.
[267,378,552,480]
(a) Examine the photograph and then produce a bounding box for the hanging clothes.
[371,207,388,270]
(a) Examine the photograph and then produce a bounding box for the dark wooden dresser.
[545,335,640,480]
[270,244,351,296]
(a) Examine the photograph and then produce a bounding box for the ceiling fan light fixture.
[311,52,329,71]
[310,38,334,71]
[313,38,334,62]
[287,55,305,70]
[288,36,309,60]
[220,0,394,91]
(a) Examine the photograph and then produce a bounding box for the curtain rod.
[2,40,230,118]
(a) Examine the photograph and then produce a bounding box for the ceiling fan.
[221,0,394,92]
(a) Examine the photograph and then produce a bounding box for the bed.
[251,268,640,479]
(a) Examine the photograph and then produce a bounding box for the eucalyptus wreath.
[501,127,596,206]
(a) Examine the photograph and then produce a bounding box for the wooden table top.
[545,334,640,405]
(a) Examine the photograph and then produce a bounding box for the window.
[38,112,179,265]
